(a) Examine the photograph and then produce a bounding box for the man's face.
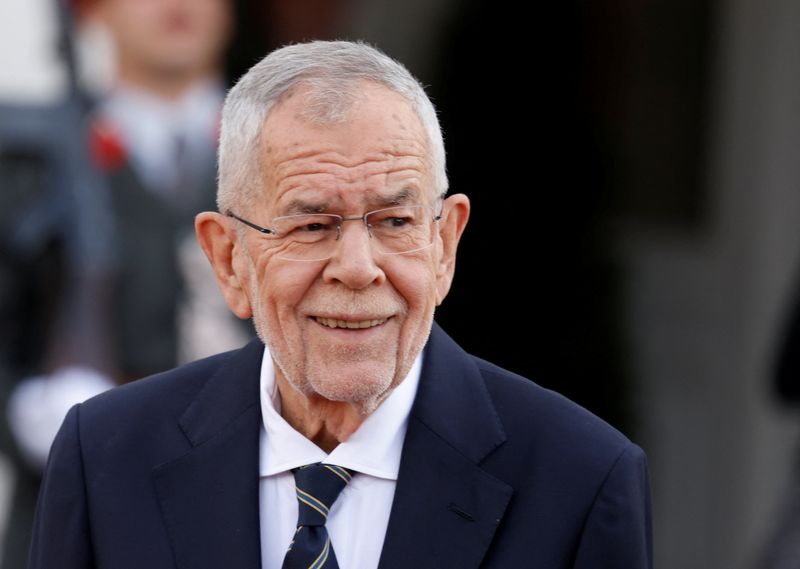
[99,0,231,80]
[235,83,455,412]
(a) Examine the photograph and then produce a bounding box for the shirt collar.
[259,347,422,481]
[98,80,223,192]
[102,79,223,135]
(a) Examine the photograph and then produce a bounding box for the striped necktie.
[282,463,354,569]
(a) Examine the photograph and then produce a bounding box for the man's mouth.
[313,316,389,330]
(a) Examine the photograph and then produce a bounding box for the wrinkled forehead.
[273,78,361,125]
[261,80,427,147]
[256,82,436,210]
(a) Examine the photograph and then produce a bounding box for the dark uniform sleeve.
[572,444,653,569]
[28,405,95,569]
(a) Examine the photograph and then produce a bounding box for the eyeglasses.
[226,199,444,262]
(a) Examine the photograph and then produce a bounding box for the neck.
[275,372,368,454]
[116,60,220,102]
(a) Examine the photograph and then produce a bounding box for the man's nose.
[321,220,385,289]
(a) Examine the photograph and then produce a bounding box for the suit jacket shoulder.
[473,352,634,477]
[30,340,265,569]
[30,327,651,569]
[80,345,239,437]
[378,323,652,569]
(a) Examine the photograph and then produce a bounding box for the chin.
[307,363,397,411]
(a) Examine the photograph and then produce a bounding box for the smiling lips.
[314,316,389,330]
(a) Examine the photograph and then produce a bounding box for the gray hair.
[217,40,448,213]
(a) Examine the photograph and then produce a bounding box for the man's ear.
[195,212,253,319]
[435,194,470,305]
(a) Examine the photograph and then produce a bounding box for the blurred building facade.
[623,0,800,566]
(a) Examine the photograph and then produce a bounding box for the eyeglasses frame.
[225,193,447,255]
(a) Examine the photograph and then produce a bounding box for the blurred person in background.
[0,111,114,569]
[1,0,246,566]
[81,0,245,376]
[0,1,117,566]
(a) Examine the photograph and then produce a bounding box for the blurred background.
[1,0,800,567]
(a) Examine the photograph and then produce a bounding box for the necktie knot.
[293,463,353,527]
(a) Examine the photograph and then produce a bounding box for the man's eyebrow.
[369,188,416,208]
[282,188,418,215]
[283,199,331,215]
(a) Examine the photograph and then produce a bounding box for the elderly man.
[29,41,652,569]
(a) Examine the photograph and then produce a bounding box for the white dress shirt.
[259,348,422,569]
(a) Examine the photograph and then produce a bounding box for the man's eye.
[381,216,411,228]
[298,222,328,232]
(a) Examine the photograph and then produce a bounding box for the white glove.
[8,367,114,469]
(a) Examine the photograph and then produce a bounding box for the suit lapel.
[378,324,513,569]
[152,340,264,569]
[150,327,512,569]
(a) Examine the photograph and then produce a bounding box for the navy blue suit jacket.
[29,323,652,568]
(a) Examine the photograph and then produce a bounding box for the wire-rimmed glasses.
[226,199,444,262]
